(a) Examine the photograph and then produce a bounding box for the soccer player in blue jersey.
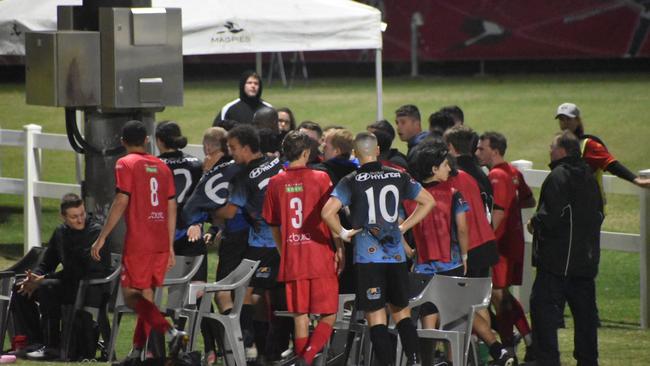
[322,132,435,366]
[216,124,286,362]
[180,126,248,364]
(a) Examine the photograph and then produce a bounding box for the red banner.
[382,0,650,61]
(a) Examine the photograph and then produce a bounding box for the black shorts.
[244,246,280,290]
[174,236,207,257]
[174,236,208,282]
[356,262,410,312]
[467,241,498,278]
[216,229,249,281]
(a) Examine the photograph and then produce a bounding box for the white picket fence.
[1,125,649,327]
[0,124,204,250]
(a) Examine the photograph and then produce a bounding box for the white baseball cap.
[555,103,580,119]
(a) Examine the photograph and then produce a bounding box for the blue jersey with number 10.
[332,162,421,264]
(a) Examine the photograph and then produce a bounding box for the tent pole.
[256,52,263,77]
[375,48,383,121]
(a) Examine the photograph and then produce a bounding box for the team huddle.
[80,72,650,366]
[98,105,529,366]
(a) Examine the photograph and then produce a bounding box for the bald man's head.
[353,132,379,162]
[253,107,279,134]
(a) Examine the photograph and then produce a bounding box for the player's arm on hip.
[399,188,435,234]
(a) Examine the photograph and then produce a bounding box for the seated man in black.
[12,193,111,360]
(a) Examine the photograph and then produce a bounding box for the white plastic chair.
[0,271,15,353]
[106,254,204,361]
[186,259,259,366]
[397,275,492,366]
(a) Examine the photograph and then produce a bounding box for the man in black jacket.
[213,70,272,126]
[444,125,494,220]
[14,193,111,360]
[527,131,604,366]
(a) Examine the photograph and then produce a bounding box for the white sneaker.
[245,345,258,361]
[26,346,59,360]
[124,348,142,361]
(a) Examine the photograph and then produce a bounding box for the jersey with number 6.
[182,157,249,233]
[262,166,334,281]
[332,162,422,264]
[115,152,175,255]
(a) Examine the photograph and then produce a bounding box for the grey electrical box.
[100,7,183,109]
[25,31,101,107]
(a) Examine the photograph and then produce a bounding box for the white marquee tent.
[0,0,386,118]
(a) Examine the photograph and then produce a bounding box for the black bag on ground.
[169,351,201,366]
[68,310,100,360]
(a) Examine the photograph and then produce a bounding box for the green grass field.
[1,74,650,365]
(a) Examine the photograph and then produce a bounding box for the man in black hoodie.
[528,131,604,366]
[213,70,272,126]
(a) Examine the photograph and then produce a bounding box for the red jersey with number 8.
[115,152,175,255]
[262,166,335,281]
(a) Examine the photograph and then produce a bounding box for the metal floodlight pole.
[410,12,423,77]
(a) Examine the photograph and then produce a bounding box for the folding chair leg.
[362,330,373,366]
[395,336,404,366]
[107,312,123,361]
[449,334,463,366]
[186,310,199,351]
[0,299,11,353]
[60,306,76,361]
[317,338,331,366]
[225,319,246,366]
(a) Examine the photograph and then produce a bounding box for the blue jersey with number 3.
[332,162,421,264]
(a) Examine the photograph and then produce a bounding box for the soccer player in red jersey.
[90,120,185,360]
[477,131,537,360]
[408,141,515,366]
[262,131,343,366]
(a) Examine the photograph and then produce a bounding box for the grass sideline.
[1,74,650,364]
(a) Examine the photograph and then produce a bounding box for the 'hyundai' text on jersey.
[230,156,283,248]
[332,162,421,264]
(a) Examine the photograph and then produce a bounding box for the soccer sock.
[303,322,333,364]
[510,297,532,340]
[396,318,420,360]
[488,341,507,361]
[201,318,219,353]
[294,337,308,357]
[369,324,394,366]
[495,310,514,346]
[419,338,435,366]
[240,304,255,347]
[253,320,269,355]
[134,297,171,334]
[266,315,293,357]
[132,317,150,349]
